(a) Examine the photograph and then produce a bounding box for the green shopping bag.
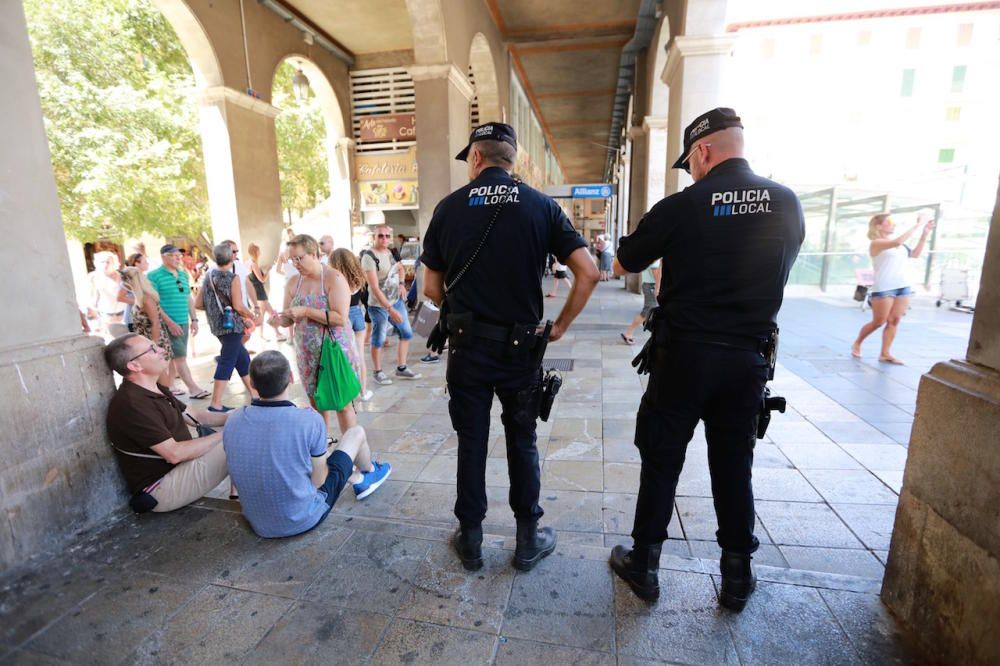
[313,330,361,411]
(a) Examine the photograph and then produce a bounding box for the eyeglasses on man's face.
[376,234,391,239]
[128,343,161,363]
[682,142,711,174]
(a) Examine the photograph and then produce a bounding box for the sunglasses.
[289,254,309,264]
[376,234,391,238]
[175,278,185,293]
[128,343,161,362]
[681,142,711,174]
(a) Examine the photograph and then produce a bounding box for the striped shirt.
[147,266,191,324]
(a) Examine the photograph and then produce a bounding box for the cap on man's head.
[671,107,743,170]
[455,122,518,161]
[160,243,180,255]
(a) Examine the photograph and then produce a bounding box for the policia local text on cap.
[610,108,805,610]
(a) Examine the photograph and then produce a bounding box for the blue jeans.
[348,305,365,333]
[369,299,413,347]
[870,286,912,299]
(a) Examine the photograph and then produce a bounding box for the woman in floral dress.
[272,234,359,436]
[120,267,173,365]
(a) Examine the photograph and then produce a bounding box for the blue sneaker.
[207,405,233,413]
[353,461,392,500]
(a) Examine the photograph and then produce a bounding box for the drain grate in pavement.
[543,358,574,371]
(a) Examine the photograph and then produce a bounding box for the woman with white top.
[851,212,934,364]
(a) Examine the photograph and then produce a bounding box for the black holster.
[632,306,666,375]
[756,387,787,439]
[427,299,451,353]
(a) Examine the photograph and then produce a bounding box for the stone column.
[0,4,120,570]
[661,34,736,195]
[644,116,668,207]
[197,87,284,264]
[881,180,1000,664]
[410,64,474,238]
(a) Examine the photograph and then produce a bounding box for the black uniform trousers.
[446,342,544,528]
[631,339,768,554]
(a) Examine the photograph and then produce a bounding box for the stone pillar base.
[0,336,121,571]
[881,359,1000,665]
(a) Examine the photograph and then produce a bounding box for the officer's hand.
[388,308,403,324]
[548,322,566,342]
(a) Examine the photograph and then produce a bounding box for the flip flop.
[620,333,635,346]
[189,390,210,399]
[170,388,186,396]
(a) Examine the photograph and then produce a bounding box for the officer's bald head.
[690,127,744,181]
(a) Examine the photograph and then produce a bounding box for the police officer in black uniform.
[421,122,598,572]
[609,108,804,609]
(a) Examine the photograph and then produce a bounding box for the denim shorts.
[369,299,413,347]
[870,286,912,299]
[348,305,365,333]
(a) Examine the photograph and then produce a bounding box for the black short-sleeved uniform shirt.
[421,166,586,326]
[107,381,192,494]
[617,158,805,339]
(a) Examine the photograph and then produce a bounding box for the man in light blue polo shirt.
[223,351,391,538]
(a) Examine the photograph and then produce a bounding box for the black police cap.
[455,122,518,161]
[671,108,743,170]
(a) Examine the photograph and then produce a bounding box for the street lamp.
[292,68,311,101]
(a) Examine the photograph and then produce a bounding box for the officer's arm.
[612,257,629,276]
[423,268,444,306]
[550,247,599,342]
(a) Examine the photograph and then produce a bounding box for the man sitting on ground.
[223,351,392,538]
[105,334,231,513]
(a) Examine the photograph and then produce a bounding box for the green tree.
[24,0,210,247]
[273,61,330,219]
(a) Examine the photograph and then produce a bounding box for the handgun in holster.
[426,299,450,354]
[631,306,664,375]
[756,387,787,439]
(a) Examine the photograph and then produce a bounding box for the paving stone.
[871,469,903,493]
[819,589,912,664]
[212,525,353,598]
[0,649,66,665]
[615,569,740,664]
[503,557,614,652]
[379,452,431,481]
[364,428,404,451]
[549,418,602,441]
[868,421,913,444]
[371,618,496,664]
[393,482,457,523]
[726,581,861,665]
[602,419,635,439]
[557,401,604,419]
[23,571,202,664]
[397,543,515,632]
[533,488,605,533]
[830,504,897,550]
[688,541,789,569]
[813,421,896,445]
[674,463,714,498]
[546,436,603,461]
[756,501,864,549]
[542,460,604,492]
[245,601,390,665]
[385,430,448,455]
[332,479,413,519]
[494,637,614,665]
[408,412,458,433]
[840,444,909,471]
[602,492,638,535]
[127,585,292,664]
[776,443,864,470]
[753,442,794,468]
[766,420,834,445]
[752,468,825,502]
[415,454,457,483]
[602,438,641,463]
[675,497,771,544]
[301,532,431,614]
[798,469,899,505]
[603,462,640,493]
[391,398,442,414]
[779,546,885,579]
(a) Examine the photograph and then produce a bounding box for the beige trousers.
[150,443,228,512]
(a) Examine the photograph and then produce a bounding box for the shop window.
[900,69,915,97]
[951,65,967,93]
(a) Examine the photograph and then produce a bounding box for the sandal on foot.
[189,390,211,399]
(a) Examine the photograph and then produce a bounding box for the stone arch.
[468,32,501,123]
[405,0,449,64]
[272,55,352,248]
[150,0,223,88]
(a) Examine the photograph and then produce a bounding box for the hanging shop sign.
[358,113,417,142]
[356,147,419,210]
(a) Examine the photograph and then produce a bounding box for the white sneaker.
[360,390,374,401]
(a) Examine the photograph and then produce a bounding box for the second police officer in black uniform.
[610,108,804,610]
[421,122,599,572]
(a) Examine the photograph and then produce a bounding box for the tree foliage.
[273,61,330,218]
[24,0,210,245]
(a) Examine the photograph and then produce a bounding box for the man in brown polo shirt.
[104,333,231,512]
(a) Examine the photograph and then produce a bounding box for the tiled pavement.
[0,281,973,664]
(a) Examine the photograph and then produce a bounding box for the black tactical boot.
[513,521,556,571]
[609,543,661,601]
[452,525,484,571]
[719,550,756,611]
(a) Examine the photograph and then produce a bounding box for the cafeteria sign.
[356,147,419,210]
[358,113,416,142]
